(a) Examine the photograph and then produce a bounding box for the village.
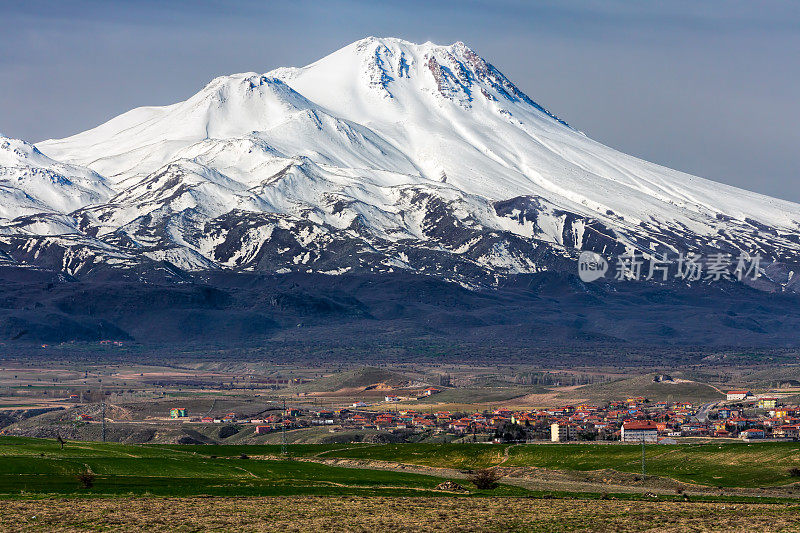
[154,388,800,444]
[7,362,800,445]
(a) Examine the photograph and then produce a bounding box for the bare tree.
[468,468,501,490]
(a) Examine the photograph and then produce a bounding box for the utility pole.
[641,435,646,477]
[101,386,106,443]
[281,398,287,456]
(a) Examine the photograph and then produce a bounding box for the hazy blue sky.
[1,1,799,200]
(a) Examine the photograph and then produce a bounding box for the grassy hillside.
[297,366,418,392]
[738,365,800,388]
[566,374,724,403]
[403,386,540,407]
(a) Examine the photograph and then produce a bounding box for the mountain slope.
[0,136,113,221]
[269,38,800,228]
[1,267,800,347]
[0,36,791,290]
[37,74,420,184]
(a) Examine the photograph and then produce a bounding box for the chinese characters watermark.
[578,250,762,283]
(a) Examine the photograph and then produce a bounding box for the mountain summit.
[0,37,796,289]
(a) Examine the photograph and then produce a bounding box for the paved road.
[695,401,717,423]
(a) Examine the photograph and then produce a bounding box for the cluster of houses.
[162,389,799,443]
[549,391,800,443]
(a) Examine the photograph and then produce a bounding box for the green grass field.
[2,437,799,500]
[0,437,525,498]
[158,441,800,487]
[505,442,800,487]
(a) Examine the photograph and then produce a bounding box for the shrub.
[218,425,240,439]
[468,468,501,490]
[76,471,95,489]
[239,453,249,460]
[788,467,800,477]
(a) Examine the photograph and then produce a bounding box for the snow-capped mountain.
[1,37,798,287]
[0,135,112,221]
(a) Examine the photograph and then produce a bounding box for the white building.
[621,421,658,443]
[726,390,751,401]
[551,423,577,442]
[739,428,764,440]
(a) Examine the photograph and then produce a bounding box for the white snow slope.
[0,136,113,220]
[0,37,796,283]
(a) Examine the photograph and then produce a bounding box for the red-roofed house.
[740,428,765,440]
[621,420,658,443]
[774,425,800,439]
